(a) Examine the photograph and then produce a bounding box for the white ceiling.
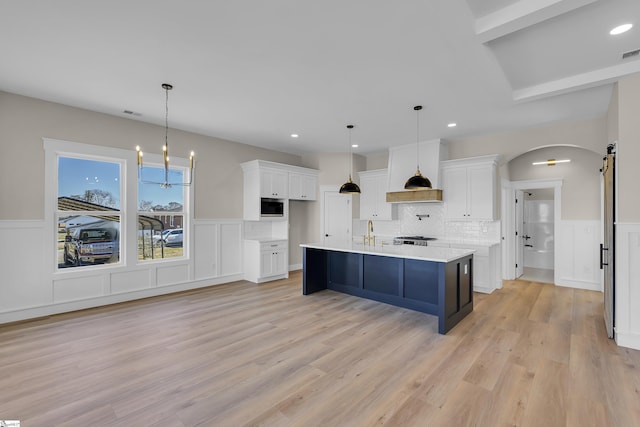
[0,0,638,155]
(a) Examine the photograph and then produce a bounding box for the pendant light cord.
[416,108,420,171]
[414,105,423,172]
[165,86,169,153]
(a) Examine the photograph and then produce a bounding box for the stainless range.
[393,236,437,246]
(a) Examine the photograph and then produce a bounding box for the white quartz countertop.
[300,242,475,263]
[244,237,288,243]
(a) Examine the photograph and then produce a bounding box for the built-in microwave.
[260,198,284,217]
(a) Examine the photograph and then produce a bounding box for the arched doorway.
[501,145,603,290]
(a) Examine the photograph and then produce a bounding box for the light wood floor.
[1,272,639,427]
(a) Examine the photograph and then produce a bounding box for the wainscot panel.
[0,220,49,310]
[556,220,601,291]
[157,264,190,287]
[111,269,152,294]
[54,274,105,303]
[615,223,640,350]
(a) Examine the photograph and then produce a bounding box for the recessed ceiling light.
[290,134,299,138]
[610,24,633,35]
[447,123,457,128]
[351,144,359,148]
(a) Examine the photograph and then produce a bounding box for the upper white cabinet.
[260,168,288,198]
[359,169,395,220]
[289,172,317,200]
[387,139,448,192]
[440,155,499,221]
[241,160,318,220]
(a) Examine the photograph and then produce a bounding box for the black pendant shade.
[405,170,432,190]
[404,105,431,190]
[340,175,361,194]
[339,125,361,194]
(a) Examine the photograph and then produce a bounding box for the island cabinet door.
[362,255,402,296]
[404,259,440,306]
[328,251,362,289]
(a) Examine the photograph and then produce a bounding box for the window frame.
[44,138,193,276]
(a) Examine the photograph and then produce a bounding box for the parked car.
[162,228,183,247]
[64,226,119,266]
[152,229,171,246]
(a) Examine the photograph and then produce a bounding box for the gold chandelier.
[136,83,194,188]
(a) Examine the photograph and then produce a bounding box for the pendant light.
[404,105,432,190]
[339,124,361,194]
[136,83,195,188]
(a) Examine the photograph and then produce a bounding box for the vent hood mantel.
[386,189,442,203]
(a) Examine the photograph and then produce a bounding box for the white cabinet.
[448,243,501,294]
[289,173,317,200]
[241,160,319,220]
[430,241,501,293]
[244,240,288,283]
[440,156,499,220]
[260,168,288,198]
[358,169,395,220]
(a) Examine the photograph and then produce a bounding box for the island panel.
[302,246,473,334]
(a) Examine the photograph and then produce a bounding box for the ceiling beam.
[476,0,599,44]
[513,60,640,101]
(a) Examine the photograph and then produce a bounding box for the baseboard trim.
[615,330,640,351]
[556,277,602,291]
[289,263,302,271]
[0,273,244,325]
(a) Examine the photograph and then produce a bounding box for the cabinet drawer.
[260,241,288,251]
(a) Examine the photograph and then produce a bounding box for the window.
[137,166,186,260]
[57,156,122,269]
[46,138,192,271]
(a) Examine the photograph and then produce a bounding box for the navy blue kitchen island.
[300,242,475,334]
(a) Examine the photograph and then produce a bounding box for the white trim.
[476,0,597,43]
[502,179,562,282]
[615,223,640,350]
[289,263,302,271]
[513,60,640,102]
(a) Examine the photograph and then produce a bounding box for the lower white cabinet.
[244,240,288,283]
[430,241,501,293]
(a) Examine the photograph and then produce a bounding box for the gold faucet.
[364,220,375,246]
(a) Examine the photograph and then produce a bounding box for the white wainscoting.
[0,219,243,324]
[0,221,49,311]
[555,220,601,291]
[615,223,640,350]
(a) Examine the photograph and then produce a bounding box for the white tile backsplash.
[355,203,500,242]
[244,221,272,239]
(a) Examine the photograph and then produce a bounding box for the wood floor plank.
[1,271,639,427]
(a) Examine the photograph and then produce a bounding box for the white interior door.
[515,190,524,278]
[323,191,352,245]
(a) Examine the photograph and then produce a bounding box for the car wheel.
[64,249,71,265]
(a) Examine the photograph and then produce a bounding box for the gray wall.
[508,146,602,220]
[617,75,640,222]
[448,116,606,163]
[0,91,303,220]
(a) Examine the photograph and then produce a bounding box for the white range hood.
[385,139,448,203]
